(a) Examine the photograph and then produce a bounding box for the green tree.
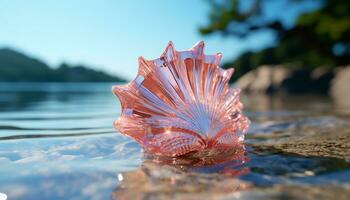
[200,0,350,80]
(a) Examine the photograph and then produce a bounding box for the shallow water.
[0,83,349,200]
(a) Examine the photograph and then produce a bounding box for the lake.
[0,82,349,200]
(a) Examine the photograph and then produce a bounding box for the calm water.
[0,83,349,200]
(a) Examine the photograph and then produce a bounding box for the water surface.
[0,83,349,200]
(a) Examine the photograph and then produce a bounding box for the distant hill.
[0,48,126,82]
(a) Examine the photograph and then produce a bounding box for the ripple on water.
[0,84,350,199]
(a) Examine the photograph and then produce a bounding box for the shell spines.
[113,41,249,157]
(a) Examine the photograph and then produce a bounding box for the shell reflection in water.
[144,144,249,176]
[113,41,250,157]
[113,146,250,200]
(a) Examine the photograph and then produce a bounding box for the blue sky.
[0,0,317,79]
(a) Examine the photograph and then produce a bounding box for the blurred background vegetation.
[0,0,348,95]
[200,0,350,80]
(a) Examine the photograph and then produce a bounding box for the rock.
[281,68,313,93]
[310,68,334,93]
[282,67,334,93]
[249,117,350,160]
[236,65,335,94]
[331,66,350,110]
[235,65,291,94]
[240,184,350,200]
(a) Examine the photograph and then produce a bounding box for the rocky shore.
[235,65,350,103]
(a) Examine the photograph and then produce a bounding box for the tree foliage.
[200,0,350,79]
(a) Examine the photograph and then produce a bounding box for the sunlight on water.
[0,83,349,200]
[0,83,142,200]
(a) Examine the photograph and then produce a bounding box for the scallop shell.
[113,41,250,157]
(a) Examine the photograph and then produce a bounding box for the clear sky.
[0,0,317,79]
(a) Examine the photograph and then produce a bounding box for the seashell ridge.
[113,41,250,157]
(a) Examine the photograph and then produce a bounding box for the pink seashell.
[112,41,250,157]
